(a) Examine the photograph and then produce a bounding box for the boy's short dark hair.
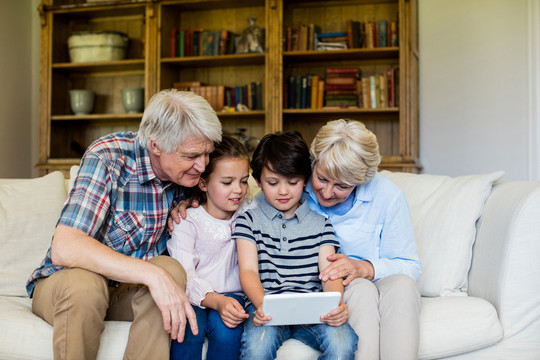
[250,130,312,182]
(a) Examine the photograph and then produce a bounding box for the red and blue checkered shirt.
[27,131,182,297]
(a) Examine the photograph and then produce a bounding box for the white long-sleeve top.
[167,200,254,307]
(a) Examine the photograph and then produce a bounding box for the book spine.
[311,75,319,110]
[378,21,388,48]
[288,76,296,109]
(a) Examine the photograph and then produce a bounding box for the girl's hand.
[216,296,250,328]
[320,300,348,327]
[167,198,200,233]
[253,306,271,326]
[319,254,374,285]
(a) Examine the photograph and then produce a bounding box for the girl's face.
[257,165,306,219]
[311,162,355,208]
[199,157,250,220]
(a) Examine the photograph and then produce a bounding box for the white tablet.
[261,292,341,326]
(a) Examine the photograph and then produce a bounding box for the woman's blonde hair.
[310,119,381,186]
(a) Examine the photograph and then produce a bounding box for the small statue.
[236,16,265,54]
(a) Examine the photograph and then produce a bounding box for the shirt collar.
[134,138,158,185]
[256,192,310,222]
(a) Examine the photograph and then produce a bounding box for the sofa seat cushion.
[0,296,130,360]
[419,296,503,359]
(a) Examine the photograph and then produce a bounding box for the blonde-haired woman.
[305,119,422,360]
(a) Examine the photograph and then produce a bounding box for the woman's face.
[311,162,355,208]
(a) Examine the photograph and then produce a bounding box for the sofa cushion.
[418,296,503,359]
[380,171,504,297]
[0,296,130,360]
[0,172,67,297]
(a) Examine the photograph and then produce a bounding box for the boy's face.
[257,164,306,219]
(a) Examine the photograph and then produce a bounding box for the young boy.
[232,131,358,360]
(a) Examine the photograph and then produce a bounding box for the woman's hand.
[167,198,200,233]
[253,306,271,327]
[319,254,374,285]
[321,300,348,327]
[216,296,250,328]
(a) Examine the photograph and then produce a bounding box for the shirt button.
[282,224,286,229]
[278,214,283,219]
[283,237,287,241]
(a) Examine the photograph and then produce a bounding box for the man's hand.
[167,198,200,233]
[146,266,198,342]
[319,254,374,285]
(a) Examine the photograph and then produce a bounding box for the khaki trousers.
[32,256,187,360]
[344,274,421,360]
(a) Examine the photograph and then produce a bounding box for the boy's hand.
[253,306,271,326]
[320,300,348,327]
[216,296,250,328]
[167,198,200,233]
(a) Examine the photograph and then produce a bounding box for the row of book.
[173,81,263,112]
[170,29,240,57]
[285,19,398,52]
[286,67,399,110]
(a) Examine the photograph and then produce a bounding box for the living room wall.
[0,0,538,180]
[419,0,540,180]
[0,0,38,178]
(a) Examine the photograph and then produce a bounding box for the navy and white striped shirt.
[232,195,339,295]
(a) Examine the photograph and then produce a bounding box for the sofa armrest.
[469,181,540,338]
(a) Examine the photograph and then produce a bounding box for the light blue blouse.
[304,173,422,282]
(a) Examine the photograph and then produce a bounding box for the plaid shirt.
[26,131,181,297]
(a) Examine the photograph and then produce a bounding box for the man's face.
[149,136,214,187]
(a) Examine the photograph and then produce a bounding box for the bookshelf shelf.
[284,108,399,115]
[284,48,399,62]
[52,59,145,73]
[51,114,143,121]
[38,0,419,176]
[161,53,265,67]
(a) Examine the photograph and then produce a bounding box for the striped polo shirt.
[232,195,339,295]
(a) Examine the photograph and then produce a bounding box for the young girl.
[167,136,253,360]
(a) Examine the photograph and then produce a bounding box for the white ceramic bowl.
[68,31,128,63]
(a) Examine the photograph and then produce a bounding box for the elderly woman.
[305,119,422,360]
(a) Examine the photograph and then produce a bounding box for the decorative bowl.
[67,31,128,63]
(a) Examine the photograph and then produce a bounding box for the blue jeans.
[240,304,358,360]
[170,294,245,360]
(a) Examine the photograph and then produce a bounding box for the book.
[346,20,354,49]
[310,75,319,110]
[390,20,398,47]
[170,28,178,57]
[288,76,296,109]
[317,79,325,109]
[256,81,263,110]
[300,76,308,109]
[378,21,388,48]
[326,77,357,85]
[326,67,359,74]
[178,31,185,57]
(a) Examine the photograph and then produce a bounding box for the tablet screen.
[261,292,341,326]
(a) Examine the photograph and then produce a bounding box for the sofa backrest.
[0,172,67,297]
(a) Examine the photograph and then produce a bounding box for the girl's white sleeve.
[166,219,215,307]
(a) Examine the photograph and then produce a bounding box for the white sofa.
[1,168,540,360]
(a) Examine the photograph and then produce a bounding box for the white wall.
[419,0,540,180]
[0,1,34,178]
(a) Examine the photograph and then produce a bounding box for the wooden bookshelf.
[37,0,419,176]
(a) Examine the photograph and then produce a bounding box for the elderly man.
[27,89,222,360]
